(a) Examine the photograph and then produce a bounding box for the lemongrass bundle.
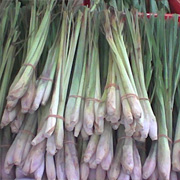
[125,10,157,141]
[5,0,56,113]
[83,10,101,136]
[65,130,80,180]
[0,1,21,120]
[105,52,121,125]
[44,9,83,150]
[64,10,87,132]
[30,28,59,113]
[103,10,145,137]
[0,127,15,180]
[4,113,37,174]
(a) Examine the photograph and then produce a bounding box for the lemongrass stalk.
[118,169,130,180]
[108,87,121,124]
[34,158,45,180]
[101,127,113,170]
[41,63,56,106]
[121,114,136,137]
[46,134,56,155]
[106,54,116,117]
[74,92,85,137]
[1,126,15,180]
[10,112,25,133]
[89,153,98,169]
[46,153,56,180]
[143,142,157,179]
[13,113,37,166]
[21,73,36,113]
[21,132,36,167]
[96,122,111,164]
[84,134,99,163]
[4,132,20,174]
[96,165,106,180]
[81,127,89,140]
[31,101,50,145]
[65,131,79,180]
[107,125,124,180]
[80,140,89,180]
[0,130,2,179]
[55,148,66,180]
[0,30,20,119]
[31,44,58,111]
[1,103,21,128]
[148,168,158,180]
[95,101,106,134]
[88,169,96,180]
[121,137,134,174]
[0,3,9,62]
[31,122,47,146]
[114,62,133,125]
[94,34,102,128]
[22,140,46,175]
[156,93,171,180]
[0,1,20,81]
[131,143,142,180]
[172,110,180,171]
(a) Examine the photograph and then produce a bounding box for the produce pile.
[1,0,180,180]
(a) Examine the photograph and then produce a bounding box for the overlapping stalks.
[1,0,180,180]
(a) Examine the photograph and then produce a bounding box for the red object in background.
[83,0,90,7]
[82,0,180,22]
[169,0,180,13]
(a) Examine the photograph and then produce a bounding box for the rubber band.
[105,83,119,89]
[158,134,173,144]
[24,63,36,71]
[47,114,65,121]
[121,93,150,102]
[69,95,84,99]
[39,76,53,82]
[0,144,10,148]
[121,94,139,101]
[86,97,101,103]
[20,130,35,137]
[174,139,180,144]
[139,97,150,101]
[64,140,77,145]
[118,136,132,142]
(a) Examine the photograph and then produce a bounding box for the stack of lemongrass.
[1,0,180,180]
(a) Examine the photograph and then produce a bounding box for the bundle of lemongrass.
[106,0,170,13]
[2,0,180,180]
